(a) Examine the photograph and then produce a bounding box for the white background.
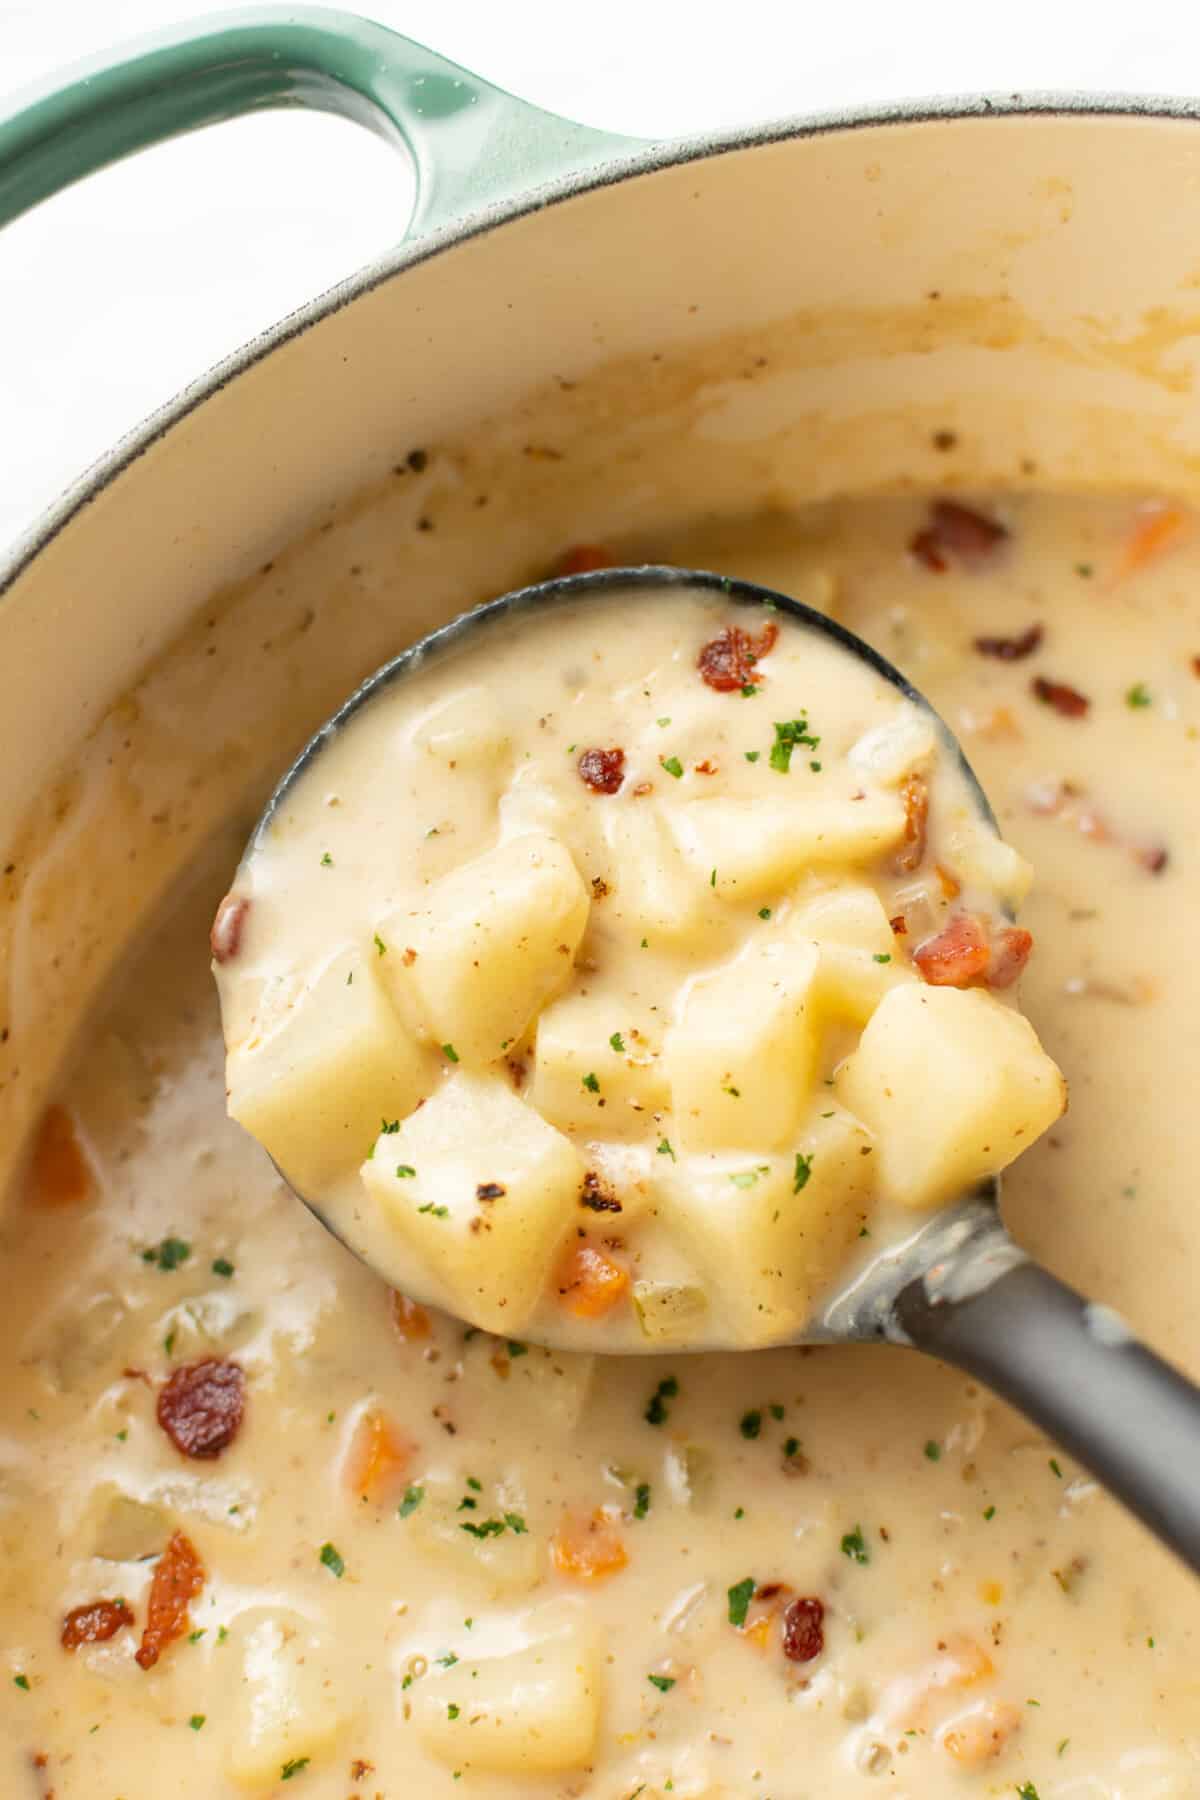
[1,0,1198,553]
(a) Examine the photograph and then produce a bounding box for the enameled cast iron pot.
[1,9,1199,1248]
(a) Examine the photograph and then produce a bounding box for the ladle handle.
[895,1258,1200,1574]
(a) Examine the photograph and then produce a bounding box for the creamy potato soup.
[2,493,1199,1799]
[215,583,1061,1353]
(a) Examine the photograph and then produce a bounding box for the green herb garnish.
[727,1576,756,1627]
[841,1525,870,1564]
[318,1542,345,1578]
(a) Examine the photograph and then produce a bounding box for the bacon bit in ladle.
[986,927,1034,990]
[210,893,249,963]
[577,747,626,794]
[894,775,929,874]
[697,620,779,692]
[1032,676,1090,718]
[135,1531,205,1670]
[914,915,992,987]
[781,1596,825,1664]
[157,1358,246,1460]
[553,543,615,577]
[61,1598,134,1651]
[973,623,1043,661]
[909,501,1008,572]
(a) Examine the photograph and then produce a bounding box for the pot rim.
[3,84,1197,606]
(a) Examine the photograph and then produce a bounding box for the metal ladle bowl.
[244,566,1200,1574]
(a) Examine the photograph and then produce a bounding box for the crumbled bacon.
[894,774,929,874]
[697,620,779,692]
[1032,676,1090,718]
[1136,845,1169,875]
[890,914,908,935]
[973,622,1043,661]
[61,1598,134,1651]
[781,1596,825,1663]
[914,915,992,987]
[986,927,1034,989]
[910,501,1008,571]
[210,893,249,963]
[157,1359,246,1459]
[135,1531,205,1670]
[577,747,625,794]
[553,544,614,576]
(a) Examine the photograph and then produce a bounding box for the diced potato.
[225,1611,351,1788]
[361,1072,583,1333]
[413,1617,599,1773]
[655,1107,875,1344]
[531,989,667,1139]
[32,1291,129,1392]
[837,985,1066,1210]
[632,1280,710,1343]
[226,945,432,1197]
[602,804,715,942]
[942,816,1034,911]
[382,833,589,1065]
[664,939,820,1150]
[848,704,937,785]
[500,1347,596,1435]
[405,1471,542,1597]
[671,792,907,900]
[410,685,513,768]
[87,1487,171,1562]
[790,885,914,1024]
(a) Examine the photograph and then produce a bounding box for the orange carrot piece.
[1116,501,1189,578]
[391,1291,432,1342]
[344,1410,416,1500]
[556,1242,630,1319]
[551,1508,629,1581]
[28,1103,92,1207]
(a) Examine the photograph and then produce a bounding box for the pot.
[0,10,1198,1193]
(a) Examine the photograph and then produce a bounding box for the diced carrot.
[551,1507,629,1581]
[1116,501,1189,578]
[914,915,990,988]
[343,1409,416,1501]
[556,1242,630,1319]
[391,1291,431,1342]
[554,544,614,576]
[27,1103,92,1207]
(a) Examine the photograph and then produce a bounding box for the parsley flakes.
[841,1525,870,1564]
[582,1071,601,1093]
[661,755,684,779]
[727,1576,756,1627]
[281,1756,310,1780]
[648,1673,676,1692]
[740,1409,762,1440]
[141,1236,191,1272]
[644,1375,679,1426]
[398,1485,424,1518]
[769,717,820,773]
[792,1152,813,1193]
[318,1542,345,1578]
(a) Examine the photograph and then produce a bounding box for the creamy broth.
[3,494,1199,1797]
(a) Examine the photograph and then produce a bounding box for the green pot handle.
[0,4,642,236]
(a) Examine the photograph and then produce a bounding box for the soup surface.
[217,581,1059,1352]
[2,494,1198,1798]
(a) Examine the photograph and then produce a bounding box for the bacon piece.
[889,914,908,935]
[781,1596,825,1664]
[914,915,991,987]
[135,1531,204,1670]
[1136,845,1169,875]
[577,747,625,794]
[1032,676,1090,718]
[61,1598,134,1651]
[157,1359,246,1460]
[553,543,614,576]
[986,927,1033,989]
[391,1291,432,1341]
[210,893,249,963]
[972,622,1043,661]
[697,620,779,692]
[551,1508,629,1581]
[894,774,929,874]
[343,1409,415,1500]
[910,501,1008,572]
[27,1103,92,1207]
[556,1242,630,1318]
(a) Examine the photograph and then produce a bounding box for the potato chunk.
[663,938,820,1150]
[530,990,667,1139]
[672,792,907,900]
[410,685,512,768]
[848,704,936,785]
[602,804,715,942]
[225,1611,351,1788]
[404,1471,542,1597]
[382,833,588,1065]
[837,984,1066,1209]
[361,1072,583,1332]
[656,1107,874,1345]
[413,1616,600,1772]
[226,946,432,1196]
[790,885,914,1024]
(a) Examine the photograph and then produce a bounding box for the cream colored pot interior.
[4,110,1200,1189]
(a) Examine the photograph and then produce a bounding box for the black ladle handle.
[895,1259,1200,1572]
